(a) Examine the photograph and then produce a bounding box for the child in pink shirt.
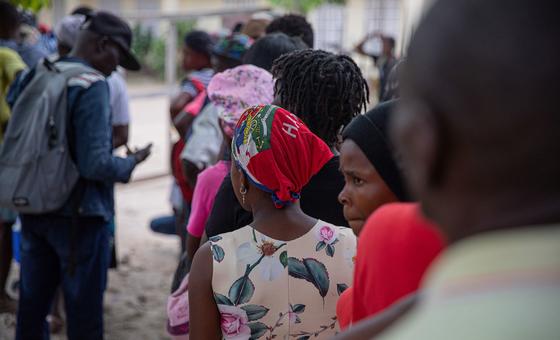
[186,160,230,238]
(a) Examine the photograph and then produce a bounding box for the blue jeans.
[16,214,109,340]
[149,215,176,235]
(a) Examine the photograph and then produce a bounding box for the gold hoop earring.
[240,186,247,205]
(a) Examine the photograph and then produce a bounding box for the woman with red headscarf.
[189,105,357,340]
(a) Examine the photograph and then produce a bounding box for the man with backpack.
[2,12,151,339]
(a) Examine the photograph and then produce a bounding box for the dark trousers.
[16,214,109,340]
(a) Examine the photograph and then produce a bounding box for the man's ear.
[98,36,111,53]
[391,99,443,199]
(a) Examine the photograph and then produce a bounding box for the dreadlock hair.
[271,49,369,147]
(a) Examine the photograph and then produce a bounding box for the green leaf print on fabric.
[287,257,309,280]
[229,274,256,305]
[241,304,270,321]
[337,283,349,296]
[315,241,326,252]
[303,258,330,298]
[326,244,335,257]
[248,321,268,339]
[287,257,330,298]
[212,244,225,263]
[280,250,288,268]
[291,304,306,314]
[214,293,233,306]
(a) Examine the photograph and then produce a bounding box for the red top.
[172,139,193,203]
[337,203,446,328]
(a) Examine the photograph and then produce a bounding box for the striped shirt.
[180,68,214,97]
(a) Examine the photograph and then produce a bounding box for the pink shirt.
[186,160,230,238]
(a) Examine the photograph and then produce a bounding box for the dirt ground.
[0,176,181,340]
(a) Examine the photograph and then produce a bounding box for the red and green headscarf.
[232,105,333,208]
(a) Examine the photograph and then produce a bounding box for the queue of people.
[1,0,559,339]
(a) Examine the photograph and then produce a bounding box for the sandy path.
[0,176,180,340]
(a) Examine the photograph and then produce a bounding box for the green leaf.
[315,241,326,252]
[303,258,330,298]
[291,304,306,314]
[10,0,51,12]
[214,293,233,306]
[288,257,309,280]
[337,283,349,296]
[288,257,330,298]
[211,244,225,263]
[228,276,255,305]
[241,304,269,321]
[280,251,288,268]
[326,244,335,257]
[248,321,268,339]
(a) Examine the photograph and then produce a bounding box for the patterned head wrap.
[212,34,253,61]
[232,105,333,208]
[208,65,274,138]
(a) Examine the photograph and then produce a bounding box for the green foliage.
[131,20,196,79]
[268,0,345,14]
[10,0,50,12]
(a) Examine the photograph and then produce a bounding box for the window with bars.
[364,0,401,48]
[312,3,345,53]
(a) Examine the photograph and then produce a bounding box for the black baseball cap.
[82,11,141,71]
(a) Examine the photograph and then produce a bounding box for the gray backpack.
[0,59,102,213]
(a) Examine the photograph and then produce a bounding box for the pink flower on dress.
[217,304,252,340]
[315,225,338,245]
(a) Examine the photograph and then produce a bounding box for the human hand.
[127,143,153,165]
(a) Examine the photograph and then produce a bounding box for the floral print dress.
[210,220,356,340]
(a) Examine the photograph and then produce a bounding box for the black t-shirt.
[205,157,348,237]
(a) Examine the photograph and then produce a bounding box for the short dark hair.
[71,5,94,16]
[184,30,214,57]
[272,49,369,146]
[18,8,36,27]
[266,14,314,48]
[243,33,308,72]
[384,36,396,49]
[0,1,20,39]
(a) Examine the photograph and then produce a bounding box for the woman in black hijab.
[338,99,408,235]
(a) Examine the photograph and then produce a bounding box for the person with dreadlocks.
[204,49,369,238]
[189,104,357,339]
